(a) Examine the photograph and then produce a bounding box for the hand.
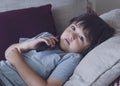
[39,36,59,48]
[22,36,58,51]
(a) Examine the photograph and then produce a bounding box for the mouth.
[65,38,70,45]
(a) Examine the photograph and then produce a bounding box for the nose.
[69,33,77,41]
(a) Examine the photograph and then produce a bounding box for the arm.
[49,53,81,84]
[5,37,62,86]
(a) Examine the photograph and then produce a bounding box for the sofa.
[0,0,120,86]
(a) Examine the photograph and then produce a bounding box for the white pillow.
[64,9,120,86]
[100,9,120,35]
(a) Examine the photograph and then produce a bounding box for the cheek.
[69,41,83,52]
[60,39,68,51]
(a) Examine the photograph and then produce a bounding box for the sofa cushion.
[0,4,56,60]
[100,9,120,35]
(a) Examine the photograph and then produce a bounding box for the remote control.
[36,42,52,52]
[36,36,60,52]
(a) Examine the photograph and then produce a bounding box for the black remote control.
[36,42,51,52]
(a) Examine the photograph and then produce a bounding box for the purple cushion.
[0,4,56,60]
[109,76,120,86]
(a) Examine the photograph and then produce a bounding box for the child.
[0,13,115,86]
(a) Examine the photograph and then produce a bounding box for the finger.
[51,36,59,42]
[38,36,58,47]
[49,36,59,47]
[44,37,56,47]
[42,38,51,46]
[50,36,59,44]
[46,38,55,47]
[37,37,50,46]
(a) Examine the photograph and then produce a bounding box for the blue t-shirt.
[0,32,82,86]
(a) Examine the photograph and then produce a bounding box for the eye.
[79,35,84,41]
[71,26,76,31]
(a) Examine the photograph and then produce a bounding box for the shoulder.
[49,53,82,83]
[58,53,82,65]
[33,32,54,39]
[63,53,82,61]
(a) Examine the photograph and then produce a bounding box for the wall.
[89,0,120,15]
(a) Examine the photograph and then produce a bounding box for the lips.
[65,38,70,45]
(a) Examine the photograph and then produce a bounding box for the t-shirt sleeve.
[19,32,54,42]
[49,53,82,83]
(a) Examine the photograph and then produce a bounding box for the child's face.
[60,22,90,53]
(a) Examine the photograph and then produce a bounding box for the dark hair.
[70,13,115,56]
